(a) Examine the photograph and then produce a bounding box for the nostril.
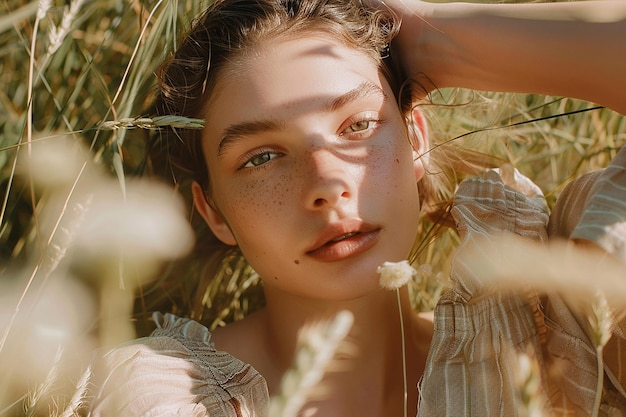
[313,191,350,208]
[309,178,352,209]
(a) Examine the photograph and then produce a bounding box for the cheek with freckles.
[366,140,416,197]
[218,175,293,246]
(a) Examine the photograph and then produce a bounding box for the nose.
[303,148,356,211]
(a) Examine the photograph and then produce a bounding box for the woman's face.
[194,34,426,301]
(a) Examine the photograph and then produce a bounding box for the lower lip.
[306,229,381,262]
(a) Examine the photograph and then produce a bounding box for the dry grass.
[0,0,624,416]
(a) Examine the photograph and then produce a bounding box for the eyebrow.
[218,120,282,157]
[217,81,388,157]
[327,81,387,112]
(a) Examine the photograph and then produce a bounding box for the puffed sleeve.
[87,313,269,417]
[417,166,549,417]
[547,146,626,412]
[569,146,626,262]
[418,157,626,417]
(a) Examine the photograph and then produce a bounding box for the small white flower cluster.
[377,260,417,290]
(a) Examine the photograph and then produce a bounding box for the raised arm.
[385,0,626,114]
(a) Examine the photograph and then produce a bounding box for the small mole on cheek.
[395,158,400,164]
[294,259,300,265]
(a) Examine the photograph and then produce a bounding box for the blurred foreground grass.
[0,0,624,416]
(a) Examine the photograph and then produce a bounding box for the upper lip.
[305,219,379,253]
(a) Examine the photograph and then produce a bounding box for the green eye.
[346,120,371,132]
[244,152,277,168]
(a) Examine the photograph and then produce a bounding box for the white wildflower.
[0,275,96,401]
[377,260,417,290]
[377,260,415,417]
[73,180,194,273]
[20,134,101,190]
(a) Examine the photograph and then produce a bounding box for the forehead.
[202,35,387,143]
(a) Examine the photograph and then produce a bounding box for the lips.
[305,220,381,262]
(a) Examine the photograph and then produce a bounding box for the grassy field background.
[0,0,624,415]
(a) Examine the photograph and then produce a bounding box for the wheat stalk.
[47,0,86,55]
[588,291,613,417]
[268,311,354,417]
[22,348,63,417]
[99,116,205,130]
[56,366,92,417]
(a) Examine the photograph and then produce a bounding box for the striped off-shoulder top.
[87,147,626,417]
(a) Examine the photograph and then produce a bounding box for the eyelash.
[339,116,384,138]
[238,148,282,170]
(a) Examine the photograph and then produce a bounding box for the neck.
[260,286,424,416]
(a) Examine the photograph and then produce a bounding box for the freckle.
[273,276,278,280]
[395,158,400,164]
[294,259,300,265]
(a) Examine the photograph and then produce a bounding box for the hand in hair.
[372,0,626,114]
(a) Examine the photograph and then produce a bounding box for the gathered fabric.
[87,148,626,417]
[418,150,626,417]
[89,313,268,417]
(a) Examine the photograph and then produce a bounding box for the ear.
[191,182,237,246]
[409,107,429,182]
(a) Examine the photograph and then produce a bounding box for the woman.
[88,1,626,416]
